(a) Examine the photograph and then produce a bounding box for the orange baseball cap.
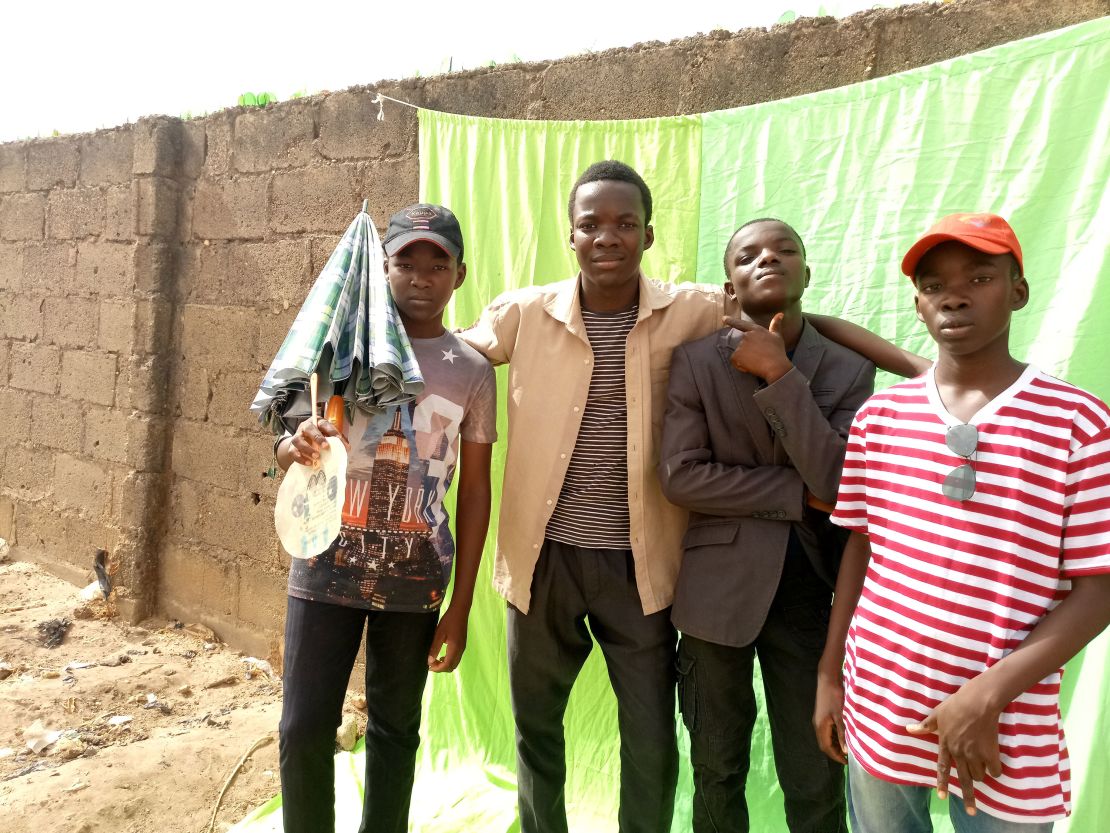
[901,213,1023,278]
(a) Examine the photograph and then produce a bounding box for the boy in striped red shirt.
[813,213,1110,832]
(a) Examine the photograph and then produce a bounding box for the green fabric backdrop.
[233,16,1110,833]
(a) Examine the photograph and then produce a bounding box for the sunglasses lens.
[946,423,978,457]
[942,464,976,501]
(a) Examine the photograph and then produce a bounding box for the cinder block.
[199,485,277,558]
[83,406,129,463]
[540,52,685,119]
[119,354,169,413]
[75,241,134,297]
[0,243,22,290]
[203,113,233,176]
[125,413,168,471]
[54,453,111,516]
[0,388,32,443]
[175,363,209,420]
[233,104,316,173]
[182,120,206,180]
[132,297,172,354]
[191,176,269,240]
[208,370,264,430]
[309,234,343,278]
[111,470,163,528]
[27,140,79,190]
[9,341,60,393]
[166,477,205,540]
[361,156,419,227]
[2,444,54,499]
[159,542,239,619]
[98,299,135,353]
[13,500,65,550]
[181,304,257,370]
[0,338,8,386]
[237,564,286,629]
[21,242,76,294]
[240,430,282,500]
[31,395,83,452]
[104,183,135,241]
[44,296,98,348]
[270,163,362,234]
[60,349,118,405]
[255,308,297,368]
[0,193,46,241]
[46,187,106,240]
[178,240,229,304]
[133,117,181,177]
[79,128,135,186]
[135,176,180,239]
[132,241,174,295]
[173,420,246,486]
[229,239,311,307]
[63,515,119,567]
[1,293,44,341]
[0,144,26,193]
[319,89,417,161]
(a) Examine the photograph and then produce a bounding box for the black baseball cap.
[382,203,464,260]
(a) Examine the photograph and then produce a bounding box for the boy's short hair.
[567,161,653,226]
[901,213,1022,279]
[383,203,465,261]
[722,217,807,276]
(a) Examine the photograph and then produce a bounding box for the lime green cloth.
[233,16,1110,833]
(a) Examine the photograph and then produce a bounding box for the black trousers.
[278,595,438,833]
[508,539,679,833]
[677,561,847,833]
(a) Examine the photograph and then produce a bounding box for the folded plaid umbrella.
[250,203,424,434]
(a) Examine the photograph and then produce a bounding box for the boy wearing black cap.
[275,204,496,833]
[815,214,1110,831]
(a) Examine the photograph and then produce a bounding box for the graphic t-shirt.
[288,331,496,612]
[831,365,1110,822]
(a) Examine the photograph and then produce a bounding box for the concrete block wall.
[0,0,1105,654]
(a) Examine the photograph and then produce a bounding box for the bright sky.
[2,0,910,142]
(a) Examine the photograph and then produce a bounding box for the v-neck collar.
[924,363,1035,428]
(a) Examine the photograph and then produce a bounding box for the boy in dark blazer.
[658,218,875,833]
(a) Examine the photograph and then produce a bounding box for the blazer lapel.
[717,329,775,464]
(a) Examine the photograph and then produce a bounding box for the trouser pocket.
[676,639,698,732]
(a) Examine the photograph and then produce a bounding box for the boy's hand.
[805,489,836,514]
[813,666,848,764]
[723,312,792,383]
[288,417,348,467]
[907,682,1003,817]
[427,604,469,673]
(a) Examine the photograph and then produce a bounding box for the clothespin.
[371,93,386,122]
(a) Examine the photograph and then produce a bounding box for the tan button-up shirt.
[458,272,735,615]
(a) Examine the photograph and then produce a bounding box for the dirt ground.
[0,557,331,833]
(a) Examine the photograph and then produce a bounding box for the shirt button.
[546,499,553,506]
[533,544,539,550]
[573,406,580,412]
[560,453,567,459]
[584,359,590,365]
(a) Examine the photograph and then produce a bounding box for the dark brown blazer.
[658,321,874,648]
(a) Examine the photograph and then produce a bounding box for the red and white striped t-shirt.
[831,365,1110,822]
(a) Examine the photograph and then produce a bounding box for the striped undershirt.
[545,305,639,550]
[832,365,1110,823]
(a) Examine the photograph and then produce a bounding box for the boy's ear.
[804,265,811,288]
[1010,275,1030,311]
[913,292,925,323]
[454,262,467,289]
[723,279,736,298]
[568,229,576,251]
[643,224,654,251]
